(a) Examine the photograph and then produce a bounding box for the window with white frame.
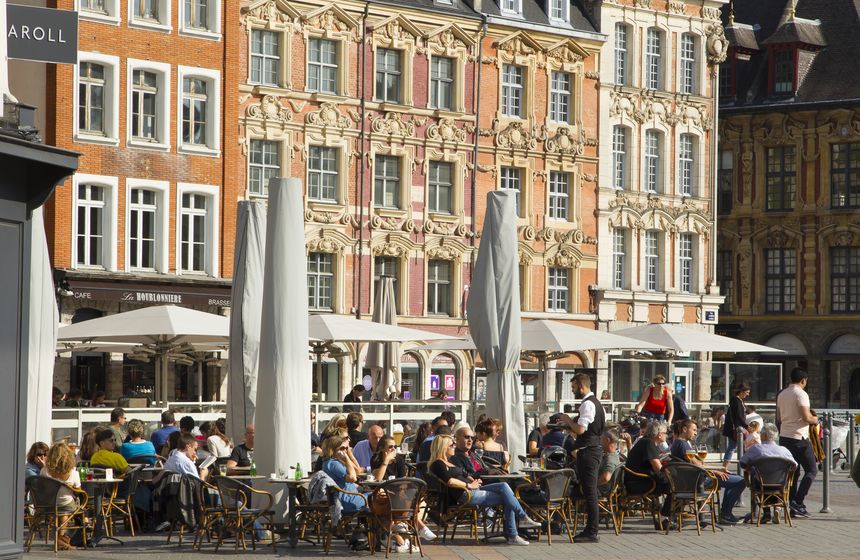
[128,188,158,270]
[612,126,627,190]
[501,64,524,118]
[614,23,628,86]
[427,260,451,315]
[76,184,105,267]
[500,0,521,15]
[500,167,522,216]
[549,71,571,123]
[308,39,338,94]
[250,30,280,86]
[308,146,338,202]
[679,133,695,196]
[645,28,662,90]
[679,233,694,293]
[180,192,208,273]
[79,62,106,136]
[131,70,157,141]
[374,155,401,209]
[430,57,454,111]
[130,0,169,27]
[548,171,569,220]
[644,130,661,193]
[308,252,334,311]
[680,33,696,95]
[248,140,281,197]
[80,0,106,14]
[547,268,569,312]
[182,0,218,33]
[374,256,400,313]
[644,230,660,291]
[548,0,568,22]
[179,68,220,152]
[133,0,158,21]
[376,48,402,104]
[428,161,453,214]
[612,228,626,289]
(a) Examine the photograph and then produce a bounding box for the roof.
[369,0,481,19]
[478,0,598,34]
[721,0,860,109]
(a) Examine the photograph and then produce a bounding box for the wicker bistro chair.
[744,457,797,527]
[573,465,623,536]
[214,477,277,552]
[295,485,330,546]
[324,485,376,554]
[24,476,90,552]
[126,454,166,468]
[372,478,428,558]
[104,465,143,536]
[516,468,576,544]
[423,471,484,544]
[191,480,223,550]
[662,462,719,535]
[616,467,662,532]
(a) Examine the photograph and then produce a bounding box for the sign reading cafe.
[6,4,78,64]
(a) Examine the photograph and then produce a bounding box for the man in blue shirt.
[150,410,179,452]
[740,423,797,523]
[164,433,208,479]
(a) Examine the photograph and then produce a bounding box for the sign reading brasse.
[6,4,78,64]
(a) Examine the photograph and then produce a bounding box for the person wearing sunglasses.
[449,426,493,477]
[634,375,675,424]
[25,441,50,478]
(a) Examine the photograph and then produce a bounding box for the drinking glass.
[697,445,709,461]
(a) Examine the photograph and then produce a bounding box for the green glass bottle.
[249,459,257,477]
[295,463,303,481]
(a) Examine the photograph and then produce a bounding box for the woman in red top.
[635,376,675,423]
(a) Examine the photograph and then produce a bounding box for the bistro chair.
[126,454,165,468]
[516,468,576,544]
[616,466,661,533]
[573,465,622,536]
[192,480,224,551]
[24,476,90,552]
[423,471,484,544]
[323,485,375,554]
[744,456,797,527]
[373,477,427,558]
[214,476,277,552]
[295,485,330,546]
[105,465,143,536]
[662,461,719,535]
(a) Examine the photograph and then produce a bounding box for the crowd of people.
[30,366,823,551]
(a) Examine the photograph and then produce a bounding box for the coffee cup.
[366,474,375,482]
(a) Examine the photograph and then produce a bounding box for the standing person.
[722,382,751,469]
[558,373,605,543]
[776,368,818,518]
[635,376,674,424]
[109,407,127,448]
[343,384,365,413]
[150,410,179,451]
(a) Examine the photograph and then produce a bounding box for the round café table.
[266,478,312,548]
[81,478,122,547]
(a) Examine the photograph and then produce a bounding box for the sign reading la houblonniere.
[6,4,78,64]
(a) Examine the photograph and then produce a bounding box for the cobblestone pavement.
[25,474,860,560]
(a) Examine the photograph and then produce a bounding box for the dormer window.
[548,0,568,23]
[773,49,794,93]
[501,0,522,16]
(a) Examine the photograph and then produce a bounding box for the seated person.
[25,441,49,478]
[541,414,575,453]
[164,433,210,479]
[475,418,510,470]
[121,419,157,465]
[527,413,551,457]
[739,423,797,523]
[354,425,384,470]
[597,431,622,497]
[449,426,492,477]
[90,428,132,474]
[670,419,746,525]
[625,420,672,528]
[40,443,82,550]
[226,424,254,473]
[418,425,452,464]
[429,434,540,546]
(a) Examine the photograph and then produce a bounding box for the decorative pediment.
[425,238,468,260]
[495,121,540,150]
[245,95,293,125]
[494,31,542,58]
[545,244,583,268]
[544,39,588,66]
[518,243,537,265]
[306,228,352,254]
[302,4,359,38]
[370,233,416,257]
[766,230,790,249]
[371,14,422,46]
[370,112,416,139]
[241,0,300,29]
[305,102,353,129]
[546,126,585,157]
[426,118,468,144]
[425,23,474,52]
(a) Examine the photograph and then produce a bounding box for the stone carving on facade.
[426,25,472,53]
[701,6,722,20]
[369,212,416,233]
[303,6,358,39]
[371,234,413,257]
[545,245,582,268]
[370,112,416,138]
[520,225,537,241]
[518,246,534,265]
[627,304,634,321]
[495,31,541,58]
[306,102,352,129]
[661,306,668,323]
[495,121,542,150]
[241,0,299,28]
[426,118,468,144]
[306,230,348,254]
[246,95,293,125]
[581,173,597,183]
[766,230,789,248]
[584,70,600,80]
[609,89,648,124]
[667,1,686,14]
[834,231,855,246]
[373,16,420,48]
[545,126,585,157]
[545,40,586,66]
[425,239,466,261]
[305,208,358,227]
[705,23,729,66]
[753,114,805,144]
[634,0,652,8]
